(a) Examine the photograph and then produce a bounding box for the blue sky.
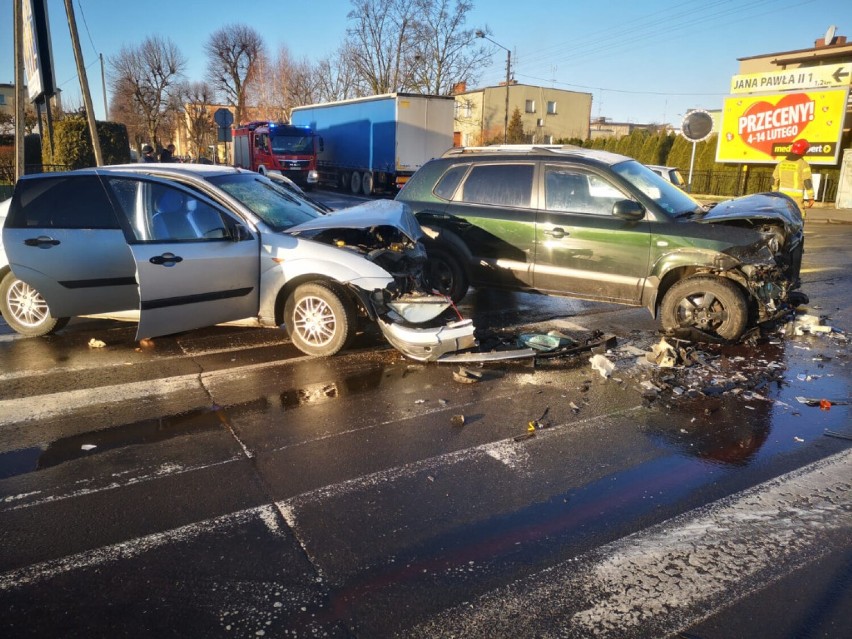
[1,0,848,125]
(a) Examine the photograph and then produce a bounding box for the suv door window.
[459,164,534,207]
[433,164,469,200]
[544,166,624,216]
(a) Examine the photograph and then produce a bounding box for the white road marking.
[0,504,279,592]
[404,448,852,638]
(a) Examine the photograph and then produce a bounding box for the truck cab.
[233,121,320,189]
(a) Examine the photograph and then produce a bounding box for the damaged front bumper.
[377,317,477,362]
[370,293,478,361]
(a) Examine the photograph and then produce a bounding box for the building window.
[0,94,6,105]
[525,100,536,113]
[454,100,472,118]
[547,101,557,115]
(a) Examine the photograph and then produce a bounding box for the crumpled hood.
[696,193,802,229]
[287,199,423,242]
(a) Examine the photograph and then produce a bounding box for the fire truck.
[232,121,320,189]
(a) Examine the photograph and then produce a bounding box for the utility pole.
[14,0,26,180]
[476,31,512,144]
[100,53,109,120]
[64,0,103,165]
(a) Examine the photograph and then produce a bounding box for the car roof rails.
[443,144,584,157]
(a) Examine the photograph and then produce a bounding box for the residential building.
[453,82,592,146]
[0,84,14,119]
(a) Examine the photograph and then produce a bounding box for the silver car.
[0,164,475,361]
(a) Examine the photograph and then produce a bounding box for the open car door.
[105,176,260,339]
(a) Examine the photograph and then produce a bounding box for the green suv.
[396,146,806,341]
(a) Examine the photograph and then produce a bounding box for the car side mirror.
[231,223,251,242]
[612,199,645,221]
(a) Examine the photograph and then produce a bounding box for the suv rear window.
[434,164,468,200]
[6,175,119,229]
[460,164,534,208]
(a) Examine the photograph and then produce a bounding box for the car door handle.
[24,236,60,248]
[149,253,183,266]
[544,227,568,239]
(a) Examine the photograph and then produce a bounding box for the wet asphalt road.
[0,196,850,637]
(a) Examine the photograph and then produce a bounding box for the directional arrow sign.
[731,62,851,94]
[832,67,850,83]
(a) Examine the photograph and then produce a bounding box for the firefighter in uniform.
[772,138,814,218]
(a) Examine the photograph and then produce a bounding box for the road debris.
[589,354,615,378]
[88,338,106,348]
[452,367,483,384]
[450,414,465,427]
[795,397,849,407]
[518,332,574,351]
[824,429,852,441]
[80,444,97,451]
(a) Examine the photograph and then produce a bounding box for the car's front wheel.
[0,272,70,337]
[660,276,748,340]
[284,282,356,356]
[425,248,468,303]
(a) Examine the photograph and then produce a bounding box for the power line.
[75,0,99,56]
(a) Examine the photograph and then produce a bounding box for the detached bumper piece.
[377,317,477,362]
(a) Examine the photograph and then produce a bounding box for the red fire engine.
[232,121,320,189]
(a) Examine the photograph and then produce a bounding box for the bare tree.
[315,45,365,102]
[246,47,317,121]
[109,76,147,149]
[345,0,418,94]
[108,35,186,149]
[180,81,216,160]
[408,0,489,95]
[205,24,264,126]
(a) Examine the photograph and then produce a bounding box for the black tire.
[361,171,373,196]
[284,282,356,356]
[660,276,748,340]
[350,171,362,195]
[0,271,70,337]
[425,247,468,303]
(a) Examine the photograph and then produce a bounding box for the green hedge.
[42,117,131,169]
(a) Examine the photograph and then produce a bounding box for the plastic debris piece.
[518,333,563,351]
[796,373,821,382]
[88,338,106,348]
[452,367,483,383]
[569,401,580,413]
[819,399,831,411]
[589,354,615,378]
[646,338,678,367]
[794,437,804,443]
[414,399,426,404]
[451,414,465,426]
[796,396,848,407]
[81,444,97,451]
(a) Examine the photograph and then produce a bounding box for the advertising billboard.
[22,0,57,103]
[715,87,848,165]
